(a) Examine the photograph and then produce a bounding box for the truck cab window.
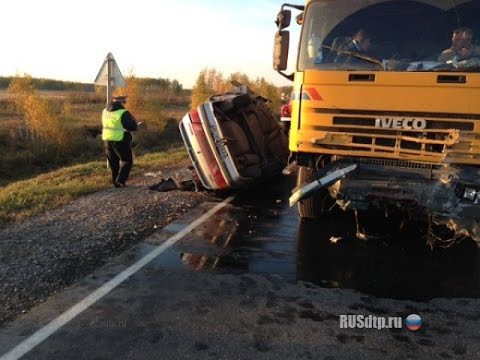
[299,0,480,72]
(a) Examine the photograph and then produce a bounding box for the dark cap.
[112,95,127,103]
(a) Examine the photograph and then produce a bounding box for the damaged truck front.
[274,0,480,245]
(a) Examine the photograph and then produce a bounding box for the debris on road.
[149,178,202,193]
[148,167,204,193]
[289,164,358,207]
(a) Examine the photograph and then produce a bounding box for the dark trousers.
[104,140,133,185]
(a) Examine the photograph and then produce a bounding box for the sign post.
[107,54,113,103]
[94,52,126,104]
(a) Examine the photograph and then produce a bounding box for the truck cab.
[274,0,480,245]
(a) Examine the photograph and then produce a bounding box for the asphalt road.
[1,176,479,360]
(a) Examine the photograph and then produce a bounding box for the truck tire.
[296,165,335,218]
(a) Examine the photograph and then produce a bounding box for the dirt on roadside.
[0,165,211,326]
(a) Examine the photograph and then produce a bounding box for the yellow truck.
[274,0,480,245]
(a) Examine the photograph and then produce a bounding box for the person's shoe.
[117,182,127,187]
[113,182,121,188]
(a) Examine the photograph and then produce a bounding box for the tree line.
[190,68,293,112]
[0,76,185,93]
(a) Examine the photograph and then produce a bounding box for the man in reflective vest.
[102,95,138,187]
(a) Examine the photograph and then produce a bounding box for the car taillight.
[281,104,291,117]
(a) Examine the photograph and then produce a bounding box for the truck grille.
[305,111,479,163]
[332,117,474,131]
[345,157,436,170]
[327,116,474,155]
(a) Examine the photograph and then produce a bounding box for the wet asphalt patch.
[149,176,480,301]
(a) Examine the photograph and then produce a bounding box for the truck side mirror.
[273,30,290,71]
[275,10,291,30]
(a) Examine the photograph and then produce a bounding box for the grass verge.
[0,147,188,228]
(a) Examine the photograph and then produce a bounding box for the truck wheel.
[296,165,335,218]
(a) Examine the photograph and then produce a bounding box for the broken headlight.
[461,186,480,204]
[463,187,477,201]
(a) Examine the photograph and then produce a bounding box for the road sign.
[94,53,125,86]
[94,53,125,104]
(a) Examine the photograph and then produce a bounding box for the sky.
[1,0,300,89]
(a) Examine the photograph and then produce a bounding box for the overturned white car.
[180,87,289,191]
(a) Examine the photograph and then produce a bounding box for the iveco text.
[375,118,427,130]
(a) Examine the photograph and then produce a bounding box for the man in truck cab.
[438,27,480,63]
[102,95,138,188]
[334,29,372,64]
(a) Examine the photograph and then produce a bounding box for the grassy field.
[0,80,192,227]
[0,147,188,228]
[0,87,189,187]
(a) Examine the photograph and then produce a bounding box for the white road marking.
[1,195,236,360]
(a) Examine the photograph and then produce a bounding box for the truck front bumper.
[329,159,480,244]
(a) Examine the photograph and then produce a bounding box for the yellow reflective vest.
[102,109,127,141]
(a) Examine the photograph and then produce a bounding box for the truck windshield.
[298,0,480,72]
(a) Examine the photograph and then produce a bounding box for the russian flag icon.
[406,314,422,331]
